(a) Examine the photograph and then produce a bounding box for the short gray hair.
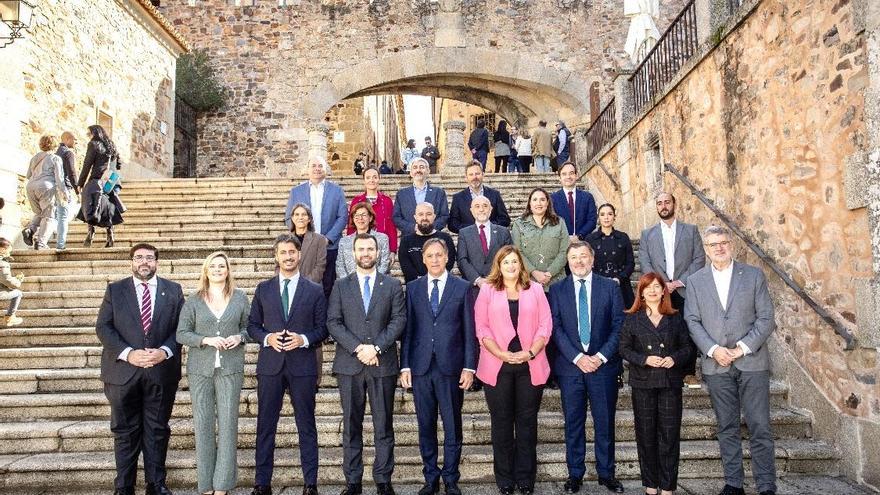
[422,237,448,255]
[309,155,332,176]
[703,225,731,239]
[410,157,429,169]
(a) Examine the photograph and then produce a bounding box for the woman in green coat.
[177,251,251,495]
[511,187,570,291]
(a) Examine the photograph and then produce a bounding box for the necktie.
[363,276,372,314]
[140,283,152,335]
[568,191,575,233]
[430,279,440,317]
[281,278,290,320]
[478,224,489,256]
[578,279,591,346]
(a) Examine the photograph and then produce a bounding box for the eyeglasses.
[133,255,157,262]
[352,213,371,219]
[705,241,731,249]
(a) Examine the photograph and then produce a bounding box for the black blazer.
[448,186,511,233]
[247,275,328,377]
[96,277,185,386]
[618,311,694,388]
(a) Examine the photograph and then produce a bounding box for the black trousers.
[518,156,532,173]
[323,248,338,299]
[670,292,697,375]
[483,364,544,489]
[632,387,683,491]
[494,156,509,173]
[104,370,179,489]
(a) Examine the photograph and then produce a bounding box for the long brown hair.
[485,245,532,291]
[627,272,677,315]
[520,187,560,226]
[197,251,236,302]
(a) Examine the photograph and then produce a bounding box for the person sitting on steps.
[0,238,24,327]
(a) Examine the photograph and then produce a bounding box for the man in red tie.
[96,243,185,495]
[550,162,598,242]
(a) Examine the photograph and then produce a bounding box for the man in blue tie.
[548,241,626,493]
[400,238,476,495]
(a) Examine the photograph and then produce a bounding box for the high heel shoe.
[83,225,95,247]
[105,227,114,248]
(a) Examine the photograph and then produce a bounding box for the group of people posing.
[95,155,779,495]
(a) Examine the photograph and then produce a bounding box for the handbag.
[101,156,122,194]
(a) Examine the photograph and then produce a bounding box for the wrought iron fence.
[629,0,699,115]
[583,97,616,163]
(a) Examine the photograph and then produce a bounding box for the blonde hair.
[39,135,58,152]
[197,251,236,301]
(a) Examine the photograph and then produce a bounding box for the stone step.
[8,245,278,263]
[0,383,790,421]
[0,408,814,455]
[0,439,839,489]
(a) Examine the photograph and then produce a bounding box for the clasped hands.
[645,355,675,368]
[266,330,304,352]
[203,334,244,351]
[500,350,531,366]
[127,348,167,368]
[575,354,603,373]
[354,344,379,366]
[712,346,744,367]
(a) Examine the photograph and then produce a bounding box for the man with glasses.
[96,243,185,495]
[684,226,777,495]
[392,157,450,234]
[421,136,441,175]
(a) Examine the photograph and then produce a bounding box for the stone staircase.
[0,175,840,491]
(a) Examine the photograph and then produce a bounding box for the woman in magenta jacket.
[347,166,397,257]
[474,245,552,495]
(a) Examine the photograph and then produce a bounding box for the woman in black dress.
[76,125,123,247]
[584,203,635,308]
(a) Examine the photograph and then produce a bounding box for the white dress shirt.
[475,221,492,248]
[309,180,325,235]
[660,220,677,281]
[706,262,751,358]
[357,269,378,302]
[571,272,607,365]
[118,275,173,362]
[262,273,310,348]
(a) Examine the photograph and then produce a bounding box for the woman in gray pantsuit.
[177,251,250,495]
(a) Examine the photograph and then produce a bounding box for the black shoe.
[21,228,33,247]
[545,376,559,390]
[251,486,273,495]
[303,485,318,495]
[83,225,94,247]
[598,477,624,493]
[113,488,135,495]
[444,482,461,495]
[339,484,362,495]
[564,477,582,493]
[516,483,533,495]
[419,481,440,495]
[376,483,396,495]
[499,486,515,495]
[105,227,115,248]
[718,486,745,495]
[145,483,174,495]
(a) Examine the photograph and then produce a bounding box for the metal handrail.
[583,97,617,163]
[665,162,856,350]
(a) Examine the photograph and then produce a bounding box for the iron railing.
[630,0,699,115]
[583,97,616,163]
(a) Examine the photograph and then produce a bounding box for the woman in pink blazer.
[475,245,552,495]
[347,166,397,255]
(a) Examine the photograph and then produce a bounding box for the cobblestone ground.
[8,478,876,495]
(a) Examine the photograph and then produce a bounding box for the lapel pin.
[161,292,165,296]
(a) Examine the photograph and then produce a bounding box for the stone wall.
[323,95,405,176]
[583,0,878,484]
[159,0,691,177]
[0,0,184,242]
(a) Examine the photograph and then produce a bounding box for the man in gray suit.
[456,195,513,288]
[327,233,406,495]
[684,225,777,495]
[639,191,705,386]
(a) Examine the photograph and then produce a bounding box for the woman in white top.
[514,129,533,174]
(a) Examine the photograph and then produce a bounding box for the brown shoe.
[684,375,701,389]
[3,315,23,327]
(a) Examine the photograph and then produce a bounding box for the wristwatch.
[528,350,536,360]
[374,345,382,355]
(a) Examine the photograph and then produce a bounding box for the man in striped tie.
[96,243,185,495]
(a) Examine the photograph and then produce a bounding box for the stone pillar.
[441,120,467,177]
[613,66,636,129]
[695,0,732,45]
[291,123,330,178]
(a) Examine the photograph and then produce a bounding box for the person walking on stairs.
[77,125,124,248]
[22,135,67,250]
[0,238,24,327]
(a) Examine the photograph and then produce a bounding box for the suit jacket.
[618,311,694,388]
[299,231,328,284]
[550,188,597,239]
[447,186,511,233]
[176,288,251,377]
[456,223,513,282]
[96,276,185,386]
[549,274,625,376]
[285,180,349,249]
[639,221,705,297]
[684,261,775,374]
[247,275,328,377]
[401,275,477,376]
[474,283,552,386]
[392,182,450,234]
[327,272,406,377]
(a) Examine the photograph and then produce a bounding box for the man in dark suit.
[549,241,625,494]
[685,226,777,495]
[96,243,185,495]
[248,234,329,495]
[639,191,705,386]
[457,195,513,288]
[328,233,407,495]
[400,238,476,495]
[448,160,511,233]
[550,162,597,242]
[392,158,450,234]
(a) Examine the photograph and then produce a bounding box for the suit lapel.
[725,262,743,312]
[123,279,142,325]
[319,186,331,234]
[286,277,306,322]
[673,222,687,278]
[366,273,386,316]
[152,278,166,327]
[435,276,455,317]
[564,276,579,338]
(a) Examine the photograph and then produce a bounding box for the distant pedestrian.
[468,119,490,170]
[493,120,511,174]
[23,135,68,250]
[421,136,441,175]
[554,121,571,167]
[532,121,552,173]
[508,126,521,173]
[353,152,367,176]
[55,131,79,250]
[77,125,124,248]
[403,139,420,171]
[514,128,532,174]
[379,160,393,175]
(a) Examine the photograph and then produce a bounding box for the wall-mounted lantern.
[0,0,36,48]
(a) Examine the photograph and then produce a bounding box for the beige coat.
[532,125,552,157]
